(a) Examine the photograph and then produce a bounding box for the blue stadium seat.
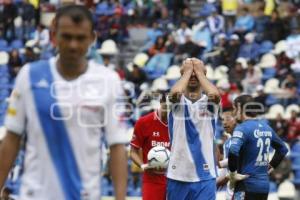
[262,68,276,83]
[266,95,279,106]
[259,41,274,55]
[10,39,24,49]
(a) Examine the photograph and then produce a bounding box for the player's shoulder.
[136,112,155,125]
[88,60,120,81]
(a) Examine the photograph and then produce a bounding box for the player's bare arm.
[130,146,143,169]
[191,58,220,104]
[169,59,193,103]
[0,131,21,189]
[110,144,128,200]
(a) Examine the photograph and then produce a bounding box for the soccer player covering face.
[130,90,170,200]
[228,95,288,200]
[0,5,128,200]
[167,58,220,200]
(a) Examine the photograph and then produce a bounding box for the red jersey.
[130,111,170,184]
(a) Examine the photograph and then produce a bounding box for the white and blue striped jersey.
[4,57,128,200]
[167,95,219,182]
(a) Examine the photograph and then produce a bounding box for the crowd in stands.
[0,0,300,198]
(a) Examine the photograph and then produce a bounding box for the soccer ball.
[147,146,170,168]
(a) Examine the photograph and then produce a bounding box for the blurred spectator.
[2,0,18,42]
[175,20,192,45]
[275,51,294,80]
[218,81,232,110]
[254,7,270,42]
[286,28,300,59]
[199,0,218,18]
[165,34,178,53]
[172,0,187,24]
[222,0,238,30]
[234,7,254,36]
[264,0,276,16]
[206,7,225,39]
[281,73,299,106]
[148,36,166,57]
[18,0,36,40]
[229,60,246,83]
[177,34,203,59]
[23,46,37,63]
[33,24,50,49]
[226,34,240,67]
[157,8,172,32]
[8,49,23,80]
[209,33,228,67]
[108,7,129,44]
[238,32,260,60]
[287,110,300,142]
[265,10,286,43]
[242,60,262,94]
[270,113,288,140]
[143,21,163,50]
[126,64,147,95]
[254,84,268,108]
[192,21,213,53]
[181,8,194,28]
[102,55,116,71]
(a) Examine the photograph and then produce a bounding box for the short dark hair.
[55,5,94,32]
[234,95,264,117]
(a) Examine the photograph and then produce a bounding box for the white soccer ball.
[147,146,170,168]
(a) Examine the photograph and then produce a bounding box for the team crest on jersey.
[153,131,160,137]
[233,131,244,138]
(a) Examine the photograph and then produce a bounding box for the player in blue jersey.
[228,95,288,200]
[167,58,220,200]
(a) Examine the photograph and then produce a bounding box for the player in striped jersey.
[0,5,128,200]
[167,58,220,200]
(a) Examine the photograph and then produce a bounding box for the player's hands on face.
[190,58,206,75]
[180,58,194,75]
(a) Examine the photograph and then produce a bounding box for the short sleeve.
[4,65,29,135]
[229,126,247,156]
[130,120,144,149]
[104,73,128,146]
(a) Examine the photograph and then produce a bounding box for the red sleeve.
[130,119,144,149]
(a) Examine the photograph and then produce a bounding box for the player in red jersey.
[130,90,170,200]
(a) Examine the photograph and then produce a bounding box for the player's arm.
[0,131,21,189]
[105,74,128,200]
[269,131,289,170]
[129,146,143,169]
[169,59,193,103]
[228,129,245,172]
[192,58,220,104]
[109,144,128,200]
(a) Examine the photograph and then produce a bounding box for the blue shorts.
[167,178,216,200]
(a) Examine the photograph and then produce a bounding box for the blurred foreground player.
[0,5,128,200]
[167,58,220,200]
[130,90,170,200]
[229,95,288,200]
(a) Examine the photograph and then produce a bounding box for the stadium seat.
[0,39,8,49]
[264,78,280,94]
[165,65,181,81]
[277,180,296,199]
[259,40,274,55]
[10,39,24,49]
[214,65,229,81]
[0,52,9,65]
[266,95,279,106]
[259,53,276,69]
[133,53,149,68]
[284,104,300,119]
[262,68,276,83]
[265,104,285,119]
